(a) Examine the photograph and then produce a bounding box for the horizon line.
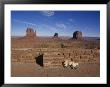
[11,35,100,38]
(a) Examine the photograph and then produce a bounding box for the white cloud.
[56,23,66,29]
[40,11,54,17]
[13,19,37,27]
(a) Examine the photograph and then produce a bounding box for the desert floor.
[11,62,100,77]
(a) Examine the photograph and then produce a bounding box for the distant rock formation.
[52,33,61,40]
[26,27,36,39]
[73,31,83,40]
[54,33,58,38]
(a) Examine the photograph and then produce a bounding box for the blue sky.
[11,11,100,37]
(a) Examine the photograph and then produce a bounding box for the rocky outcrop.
[12,48,100,67]
[52,33,61,40]
[73,31,82,40]
[26,27,36,38]
[54,33,58,38]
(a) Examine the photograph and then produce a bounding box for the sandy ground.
[11,62,100,77]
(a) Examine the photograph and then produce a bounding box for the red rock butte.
[25,27,36,39]
[73,31,83,40]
